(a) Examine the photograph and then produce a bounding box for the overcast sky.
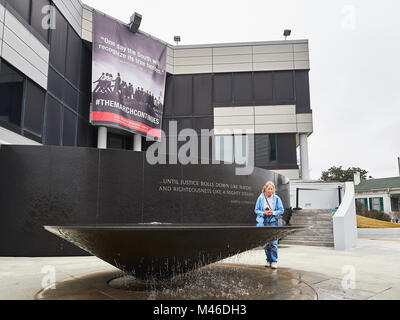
[84,0,400,180]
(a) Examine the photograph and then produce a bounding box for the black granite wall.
[0,145,290,257]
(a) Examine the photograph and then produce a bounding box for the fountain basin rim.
[44,224,310,232]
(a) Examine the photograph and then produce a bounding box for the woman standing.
[254,181,285,269]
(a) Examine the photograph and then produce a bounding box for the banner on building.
[90,11,167,141]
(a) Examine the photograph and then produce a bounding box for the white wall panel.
[214,125,255,135]
[174,48,212,58]
[255,123,297,134]
[173,64,212,74]
[214,107,254,117]
[253,44,293,54]
[254,105,296,115]
[2,42,47,88]
[2,10,49,89]
[253,61,294,71]
[214,116,255,126]
[53,0,82,36]
[213,46,252,55]
[213,63,253,73]
[213,54,252,64]
[253,52,294,63]
[255,114,297,124]
[174,56,212,66]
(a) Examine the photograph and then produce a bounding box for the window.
[254,72,273,104]
[255,134,277,167]
[215,135,249,165]
[295,70,311,113]
[391,198,399,212]
[24,79,45,136]
[64,81,78,111]
[79,42,92,95]
[7,0,51,43]
[0,60,24,127]
[47,67,64,100]
[233,73,253,106]
[214,73,232,106]
[356,198,368,210]
[370,197,384,211]
[49,7,68,74]
[7,0,31,23]
[274,71,294,103]
[31,0,51,42]
[173,75,192,116]
[193,74,212,116]
[66,26,81,87]
[62,107,77,146]
[44,95,62,145]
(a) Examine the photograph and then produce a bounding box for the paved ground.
[0,238,399,300]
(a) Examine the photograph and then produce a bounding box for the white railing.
[333,182,358,250]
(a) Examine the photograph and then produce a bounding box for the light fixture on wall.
[129,12,142,33]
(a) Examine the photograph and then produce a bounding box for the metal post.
[97,127,107,149]
[134,134,142,152]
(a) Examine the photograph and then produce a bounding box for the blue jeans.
[263,217,279,263]
[263,240,278,263]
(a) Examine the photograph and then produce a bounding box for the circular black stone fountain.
[45,224,308,280]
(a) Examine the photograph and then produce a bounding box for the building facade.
[0,0,313,180]
[355,177,400,221]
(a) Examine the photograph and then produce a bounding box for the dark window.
[176,118,193,134]
[44,95,62,145]
[163,75,173,117]
[78,93,90,120]
[193,117,213,136]
[274,71,294,103]
[0,60,24,127]
[64,81,78,111]
[214,73,232,106]
[47,67,64,100]
[77,116,96,147]
[79,42,92,95]
[193,74,212,115]
[255,134,277,167]
[276,134,297,166]
[173,75,192,116]
[7,0,31,23]
[62,107,77,146]
[49,7,68,74]
[254,72,273,104]
[233,72,253,106]
[24,79,45,135]
[295,70,311,113]
[65,26,81,87]
[31,0,50,42]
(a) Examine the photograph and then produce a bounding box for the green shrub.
[357,208,391,222]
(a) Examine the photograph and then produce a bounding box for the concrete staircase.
[280,209,335,247]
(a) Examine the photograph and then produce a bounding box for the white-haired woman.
[254,181,284,269]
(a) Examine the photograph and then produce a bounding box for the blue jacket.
[254,194,285,227]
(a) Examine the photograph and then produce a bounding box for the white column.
[97,127,107,149]
[133,134,142,152]
[299,134,310,180]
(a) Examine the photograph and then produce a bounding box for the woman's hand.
[264,210,273,216]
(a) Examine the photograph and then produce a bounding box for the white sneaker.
[265,262,272,268]
[271,262,278,269]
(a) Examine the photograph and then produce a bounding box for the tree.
[321,166,369,182]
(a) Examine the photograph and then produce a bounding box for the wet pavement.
[36,264,316,300]
[1,239,399,300]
